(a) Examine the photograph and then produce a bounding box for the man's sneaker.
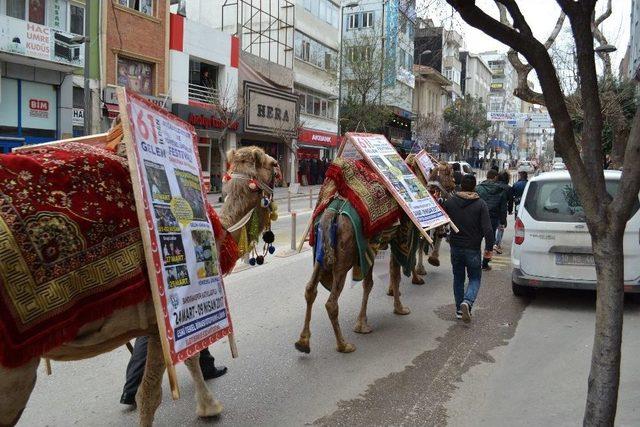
[482,264,492,271]
[456,310,462,319]
[494,245,503,254]
[460,302,472,323]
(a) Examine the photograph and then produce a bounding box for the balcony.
[188,83,219,106]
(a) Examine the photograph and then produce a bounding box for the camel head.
[219,146,281,242]
[429,162,456,195]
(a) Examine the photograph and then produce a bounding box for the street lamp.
[337,1,360,138]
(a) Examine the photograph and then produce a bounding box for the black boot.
[199,348,227,380]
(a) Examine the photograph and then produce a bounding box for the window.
[28,0,45,24]
[118,0,154,16]
[301,0,339,28]
[348,11,374,30]
[6,0,25,19]
[347,46,372,62]
[296,86,335,120]
[189,60,218,89]
[117,57,154,96]
[70,4,84,35]
[295,31,336,70]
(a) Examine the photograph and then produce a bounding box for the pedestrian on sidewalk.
[512,171,528,212]
[452,162,463,190]
[475,169,507,270]
[494,170,514,254]
[444,174,494,323]
[120,339,227,406]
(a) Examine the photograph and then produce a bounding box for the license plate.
[555,253,595,266]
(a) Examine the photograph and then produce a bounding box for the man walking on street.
[512,171,528,213]
[475,169,507,270]
[444,174,495,323]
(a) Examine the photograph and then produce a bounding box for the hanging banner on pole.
[339,133,451,232]
[118,88,235,397]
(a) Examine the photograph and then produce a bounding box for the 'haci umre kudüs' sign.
[118,87,235,398]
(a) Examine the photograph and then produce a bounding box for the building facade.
[460,51,491,105]
[293,0,340,175]
[168,11,239,193]
[0,0,88,152]
[341,0,416,151]
[100,0,170,130]
[412,64,449,153]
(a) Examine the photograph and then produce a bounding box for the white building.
[168,11,239,193]
[293,0,341,163]
[460,51,492,105]
[628,0,640,79]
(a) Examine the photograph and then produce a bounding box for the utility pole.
[83,0,92,135]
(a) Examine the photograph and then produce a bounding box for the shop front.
[296,128,340,185]
[172,103,239,193]
[0,78,58,153]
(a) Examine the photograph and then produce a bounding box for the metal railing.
[188,82,218,104]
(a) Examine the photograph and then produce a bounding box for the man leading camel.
[443,174,494,323]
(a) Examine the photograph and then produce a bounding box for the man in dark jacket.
[475,169,507,270]
[512,171,528,207]
[444,174,495,323]
[451,163,463,190]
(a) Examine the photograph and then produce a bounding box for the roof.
[532,170,622,182]
[413,64,451,86]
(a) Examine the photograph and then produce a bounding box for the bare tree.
[209,79,244,175]
[443,1,640,425]
[414,113,444,150]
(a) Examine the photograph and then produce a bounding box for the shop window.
[198,144,211,173]
[117,57,154,96]
[117,0,153,16]
[70,4,85,35]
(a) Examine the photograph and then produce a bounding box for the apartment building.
[0,0,88,151]
[459,51,491,105]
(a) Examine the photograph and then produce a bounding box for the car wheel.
[512,281,534,298]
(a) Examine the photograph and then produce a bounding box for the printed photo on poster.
[383,171,413,203]
[160,234,186,265]
[154,204,181,233]
[404,176,429,199]
[144,160,172,203]
[175,169,206,220]
[166,264,190,289]
[191,230,219,279]
[384,154,413,176]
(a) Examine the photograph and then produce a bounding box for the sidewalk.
[207,184,323,208]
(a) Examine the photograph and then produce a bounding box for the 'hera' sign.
[118,88,234,368]
[244,81,298,136]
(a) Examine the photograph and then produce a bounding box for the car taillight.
[514,217,525,245]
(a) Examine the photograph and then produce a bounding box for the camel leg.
[428,234,442,267]
[184,354,223,417]
[295,263,321,354]
[326,269,355,353]
[0,358,39,427]
[137,333,165,427]
[390,256,411,315]
[354,269,374,334]
[415,240,427,276]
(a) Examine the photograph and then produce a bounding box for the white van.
[511,170,640,296]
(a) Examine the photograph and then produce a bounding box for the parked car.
[517,160,535,173]
[552,162,566,170]
[511,170,640,296]
[447,161,475,175]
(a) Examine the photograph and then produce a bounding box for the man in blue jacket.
[475,169,508,270]
[444,174,495,323]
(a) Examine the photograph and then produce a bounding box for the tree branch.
[611,111,640,220]
[594,0,612,27]
[495,0,533,36]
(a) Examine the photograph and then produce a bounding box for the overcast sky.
[422,0,631,74]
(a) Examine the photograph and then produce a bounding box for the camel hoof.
[354,323,373,334]
[412,276,425,285]
[394,306,411,315]
[416,266,427,275]
[294,340,311,354]
[197,399,224,418]
[428,257,440,267]
[337,342,356,353]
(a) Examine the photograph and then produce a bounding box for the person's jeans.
[495,225,505,247]
[450,246,483,310]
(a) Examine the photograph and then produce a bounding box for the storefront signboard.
[72,108,84,126]
[0,15,84,67]
[21,81,56,130]
[339,133,452,234]
[244,82,298,136]
[117,87,236,398]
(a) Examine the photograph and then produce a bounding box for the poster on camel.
[341,133,451,232]
[415,149,438,177]
[118,88,233,371]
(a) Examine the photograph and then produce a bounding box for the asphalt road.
[17,227,640,426]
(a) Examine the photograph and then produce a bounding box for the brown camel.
[0,145,279,427]
[295,203,415,355]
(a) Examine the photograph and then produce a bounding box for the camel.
[0,145,279,427]
[408,160,456,285]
